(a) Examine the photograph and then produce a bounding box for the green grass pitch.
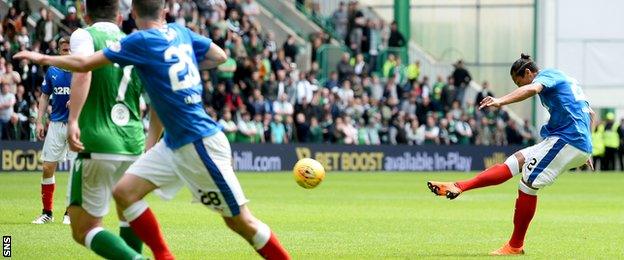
[0,171,623,259]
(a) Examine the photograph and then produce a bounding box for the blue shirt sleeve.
[186,27,212,62]
[533,69,559,88]
[103,33,146,67]
[41,69,53,95]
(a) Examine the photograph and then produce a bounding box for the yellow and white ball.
[293,158,325,189]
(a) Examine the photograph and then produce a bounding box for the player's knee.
[42,162,56,175]
[112,184,137,208]
[70,226,88,245]
[223,215,255,236]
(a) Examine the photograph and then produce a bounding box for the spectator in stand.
[353,53,369,77]
[270,115,287,144]
[494,120,507,146]
[387,21,406,48]
[273,93,294,117]
[237,111,257,143]
[521,119,537,145]
[282,35,298,63]
[455,114,473,145]
[295,72,318,105]
[449,100,462,120]
[348,14,364,54]
[406,60,420,86]
[422,114,439,144]
[451,59,472,104]
[336,52,353,82]
[284,115,295,142]
[342,115,358,144]
[381,53,396,79]
[505,119,524,145]
[225,85,245,111]
[406,118,424,145]
[253,113,265,143]
[308,117,323,143]
[430,75,445,111]
[217,48,237,89]
[294,113,310,142]
[219,110,238,142]
[475,80,494,107]
[2,63,20,93]
[241,0,260,19]
[12,84,30,140]
[331,1,348,41]
[61,6,83,33]
[0,83,16,140]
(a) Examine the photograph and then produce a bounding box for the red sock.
[508,190,537,248]
[129,208,174,260]
[455,164,512,192]
[256,232,290,260]
[41,183,55,213]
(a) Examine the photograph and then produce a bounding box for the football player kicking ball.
[15,0,290,259]
[32,36,74,225]
[427,53,594,255]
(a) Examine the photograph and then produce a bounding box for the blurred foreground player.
[427,54,594,255]
[15,0,291,259]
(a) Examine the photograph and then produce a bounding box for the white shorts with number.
[69,155,138,217]
[517,136,590,190]
[127,131,248,217]
[41,121,77,162]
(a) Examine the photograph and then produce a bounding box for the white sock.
[42,176,55,185]
[85,227,104,249]
[123,200,148,222]
[251,222,271,250]
[119,221,130,228]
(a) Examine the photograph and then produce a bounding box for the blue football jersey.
[532,68,592,153]
[41,66,72,122]
[103,23,222,149]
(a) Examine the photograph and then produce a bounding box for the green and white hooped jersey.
[69,22,145,157]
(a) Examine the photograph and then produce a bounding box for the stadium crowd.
[1,0,620,155]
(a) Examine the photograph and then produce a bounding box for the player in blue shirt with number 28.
[427,53,595,255]
[15,1,290,259]
[32,37,75,226]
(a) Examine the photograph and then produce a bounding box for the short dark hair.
[510,53,538,78]
[57,36,70,46]
[133,0,165,21]
[86,0,119,22]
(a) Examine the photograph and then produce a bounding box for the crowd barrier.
[1,141,524,172]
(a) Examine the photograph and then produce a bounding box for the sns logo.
[53,87,71,95]
[3,236,11,257]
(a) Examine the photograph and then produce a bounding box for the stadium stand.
[0,0,544,146]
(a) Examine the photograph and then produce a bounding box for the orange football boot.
[426,181,462,199]
[489,243,525,255]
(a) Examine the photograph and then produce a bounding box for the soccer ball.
[293,158,325,189]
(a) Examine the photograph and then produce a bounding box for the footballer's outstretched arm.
[199,43,227,70]
[479,82,543,109]
[13,50,111,73]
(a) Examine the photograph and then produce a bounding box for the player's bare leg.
[67,205,143,259]
[32,161,58,224]
[223,205,291,260]
[113,174,174,260]
[427,152,522,199]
